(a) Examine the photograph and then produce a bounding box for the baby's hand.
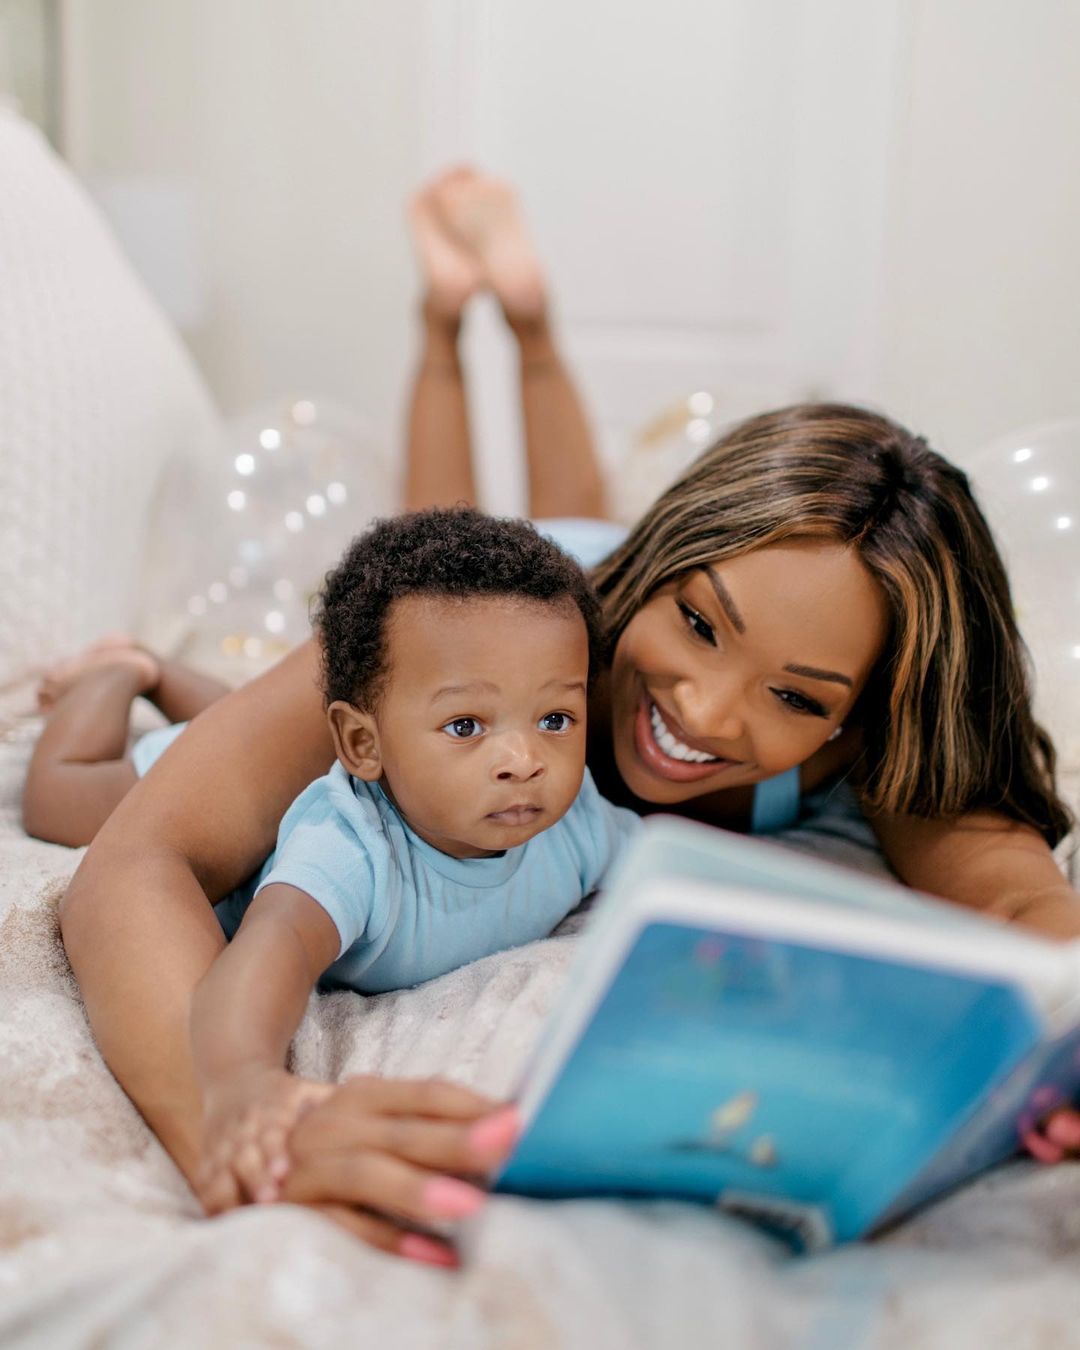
[196,1066,333,1214]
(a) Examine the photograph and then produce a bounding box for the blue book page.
[497,920,1043,1247]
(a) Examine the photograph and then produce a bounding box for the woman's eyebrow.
[704,568,745,634]
[783,663,853,688]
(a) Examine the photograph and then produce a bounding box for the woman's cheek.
[751,714,830,777]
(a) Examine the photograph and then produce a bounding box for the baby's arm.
[190,882,341,1212]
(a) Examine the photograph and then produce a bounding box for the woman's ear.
[328,700,381,780]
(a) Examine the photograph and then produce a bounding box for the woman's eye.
[442,717,483,739]
[677,600,716,645]
[771,688,827,719]
[539,712,574,733]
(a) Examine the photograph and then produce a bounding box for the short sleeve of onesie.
[253,766,393,959]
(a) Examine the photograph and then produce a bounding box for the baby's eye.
[538,712,574,733]
[771,688,827,719]
[677,600,716,646]
[442,717,484,739]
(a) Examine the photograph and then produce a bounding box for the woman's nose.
[493,733,545,782]
[673,678,744,744]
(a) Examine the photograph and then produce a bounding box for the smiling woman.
[602,540,887,804]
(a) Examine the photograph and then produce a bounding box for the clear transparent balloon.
[967,419,1080,769]
[149,398,393,667]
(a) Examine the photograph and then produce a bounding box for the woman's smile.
[633,688,744,784]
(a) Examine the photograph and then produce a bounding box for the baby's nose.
[493,733,545,781]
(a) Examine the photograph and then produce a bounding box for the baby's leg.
[40,638,231,723]
[24,659,156,847]
[147,659,232,724]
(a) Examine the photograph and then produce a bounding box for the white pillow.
[0,109,223,689]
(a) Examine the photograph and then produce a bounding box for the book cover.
[496,820,1080,1248]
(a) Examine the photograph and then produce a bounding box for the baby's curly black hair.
[313,507,604,709]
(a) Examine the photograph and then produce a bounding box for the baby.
[27,508,639,1209]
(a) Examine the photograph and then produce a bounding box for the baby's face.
[338,594,590,859]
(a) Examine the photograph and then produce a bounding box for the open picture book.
[495,817,1080,1250]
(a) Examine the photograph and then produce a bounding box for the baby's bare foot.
[409,168,484,321]
[433,172,547,324]
[38,644,160,710]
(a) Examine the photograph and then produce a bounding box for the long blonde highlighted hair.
[592,403,1071,844]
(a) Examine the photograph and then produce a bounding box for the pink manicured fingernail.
[468,1106,520,1158]
[1045,1112,1080,1149]
[269,1155,290,1180]
[422,1176,486,1218]
[399,1234,459,1268]
[1022,1129,1065,1165]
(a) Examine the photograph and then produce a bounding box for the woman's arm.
[60,639,335,1181]
[870,808,1080,938]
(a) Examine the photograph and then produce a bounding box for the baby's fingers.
[196,1153,243,1215]
[232,1133,280,1204]
[262,1123,292,1182]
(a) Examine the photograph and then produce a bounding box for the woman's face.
[607,540,889,804]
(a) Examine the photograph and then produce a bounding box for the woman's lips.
[632,691,738,783]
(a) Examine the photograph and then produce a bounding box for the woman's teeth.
[649,703,722,764]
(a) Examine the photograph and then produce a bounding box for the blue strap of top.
[750,767,801,834]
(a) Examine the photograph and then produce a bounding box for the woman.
[60,169,1080,1268]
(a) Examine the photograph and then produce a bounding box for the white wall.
[59,0,1080,491]
[879,0,1080,461]
[62,0,429,454]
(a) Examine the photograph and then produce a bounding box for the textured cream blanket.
[4,693,1080,1350]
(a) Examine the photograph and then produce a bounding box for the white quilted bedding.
[5,685,1080,1350]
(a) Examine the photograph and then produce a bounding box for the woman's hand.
[197,1066,334,1211]
[278,1075,520,1267]
[1022,1103,1080,1164]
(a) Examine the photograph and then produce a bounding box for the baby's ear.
[327,701,381,780]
